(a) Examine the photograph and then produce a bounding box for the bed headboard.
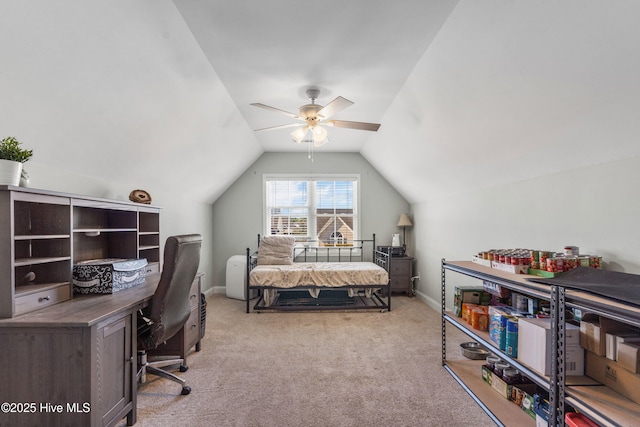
[253,234,377,261]
[247,233,391,272]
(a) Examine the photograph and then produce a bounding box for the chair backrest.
[146,234,202,346]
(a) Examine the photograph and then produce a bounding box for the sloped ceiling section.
[0,1,262,204]
[173,0,460,154]
[362,0,640,205]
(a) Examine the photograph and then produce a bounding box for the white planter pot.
[0,159,23,186]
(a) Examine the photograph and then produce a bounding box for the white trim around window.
[263,174,360,246]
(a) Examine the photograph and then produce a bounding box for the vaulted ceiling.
[173,0,458,153]
[3,1,639,206]
[173,0,640,205]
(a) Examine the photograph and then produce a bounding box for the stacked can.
[530,250,540,269]
[505,318,519,358]
[547,256,564,273]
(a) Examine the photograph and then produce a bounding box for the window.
[264,175,359,246]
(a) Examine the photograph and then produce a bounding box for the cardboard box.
[73,258,147,294]
[617,342,640,374]
[533,394,550,427]
[581,314,637,356]
[491,261,528,274]
[472,255,492,268]
[483,280,511,298]
[586,351,640,405]
[489,306,517,350]
[580,316,603,356]
[606,332,640,361]
[481,366,538,402]
[520,391,536,419]
[517,318,584,376]
[453,286,488,317]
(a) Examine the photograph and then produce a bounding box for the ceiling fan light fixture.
[252,88,380,157]
[312,125,327,144]
[291,126,309,144]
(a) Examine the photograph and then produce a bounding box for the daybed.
[245,234,391,312]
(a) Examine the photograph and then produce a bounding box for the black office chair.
[137,234,202,395]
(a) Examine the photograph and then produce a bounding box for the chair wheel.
[180,365,189,372]
[181,386,191,395]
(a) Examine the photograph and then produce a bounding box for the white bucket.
[0,159,22,186]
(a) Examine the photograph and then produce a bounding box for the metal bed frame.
[245,234,391,313]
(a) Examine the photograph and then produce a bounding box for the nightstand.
[388,256,414,296]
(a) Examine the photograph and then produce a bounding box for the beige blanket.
[250,262,389,306]
[250,262,388,287]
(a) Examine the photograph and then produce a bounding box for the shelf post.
[550,285,566,426]
[441,258,447,367]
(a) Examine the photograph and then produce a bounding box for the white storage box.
[517,317,584,376]
[73,258,147,294]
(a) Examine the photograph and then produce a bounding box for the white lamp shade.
[291,126,309,144]
[312,126,328,146]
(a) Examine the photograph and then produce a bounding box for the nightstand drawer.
[390,259,412,275]
[391,276,411,289]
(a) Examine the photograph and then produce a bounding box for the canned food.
[530,250,540,263]
[564,256,579,271]
[564,246,579,256]
[538,251,551,270]
[547,257,564,273]
[577,255,590,267]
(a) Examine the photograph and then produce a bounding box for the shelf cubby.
[1,186,160,318]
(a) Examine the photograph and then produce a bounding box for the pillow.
[257,235,295,265]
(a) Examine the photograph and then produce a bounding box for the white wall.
[0,1,264,289]
[211,152,409,292]
[360,0,640,310]
[412,154,640,310]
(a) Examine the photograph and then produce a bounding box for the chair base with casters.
[137,349,191,395]
[135,234,202,396]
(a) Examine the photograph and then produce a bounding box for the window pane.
[267,181,309,237]
[265,177,357,244]
[315,181,354,246]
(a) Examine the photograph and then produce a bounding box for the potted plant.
[0,136,33,186]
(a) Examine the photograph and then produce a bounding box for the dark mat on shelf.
[276,290,355,307]
[527,266,640,308]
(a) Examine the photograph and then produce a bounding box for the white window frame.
[263,174,360,247]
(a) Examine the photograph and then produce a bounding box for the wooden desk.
[0,274,160,427]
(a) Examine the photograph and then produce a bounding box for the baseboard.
[414,289,440,312]
[203,286,225,298]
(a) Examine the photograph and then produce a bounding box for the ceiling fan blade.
[254,123,301,132]
[317,96,354,119]
[325,120,381,132]
[250,103,299,119]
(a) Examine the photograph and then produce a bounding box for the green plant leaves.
[0,136,33,163]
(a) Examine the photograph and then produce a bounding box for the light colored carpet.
[119,294,496,427]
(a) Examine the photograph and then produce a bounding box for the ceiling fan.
[251,88,381,147]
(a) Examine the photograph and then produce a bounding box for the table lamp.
[397,213,413,256]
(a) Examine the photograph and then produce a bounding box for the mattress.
[249,261,389,288]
